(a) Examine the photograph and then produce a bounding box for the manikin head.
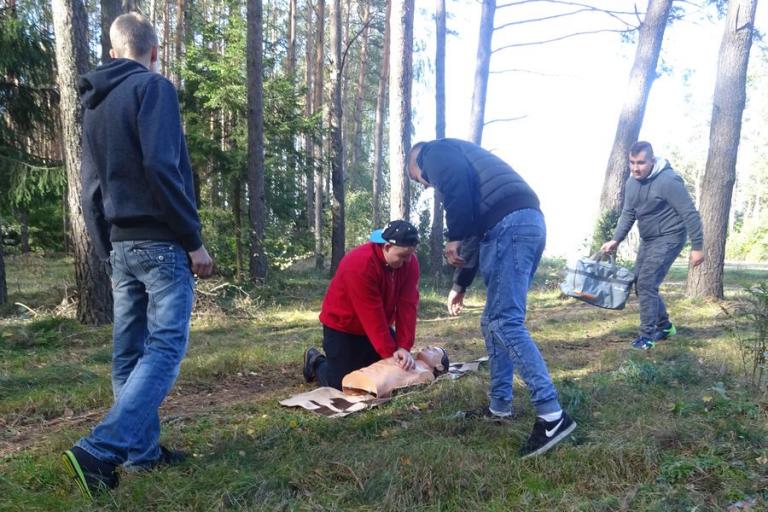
[109,12,159,71]
[628,141,656,181]
[416,346,450,377]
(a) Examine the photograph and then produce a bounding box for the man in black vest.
[408,139,575,459]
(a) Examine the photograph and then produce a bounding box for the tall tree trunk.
[162,0,170,75]
[19,210,30,253]
[247,0,267,281]
[372,1,390,229]
[686,0,758,299]
[388,0,414,221]
[598,0,672,218]
[286,0,297,74]
[173,0,185,89]
[350,2,370,173]
[52,0,113,325]
[305,0,315,230]
[0,219,6,306]
[313,0,326,270]
[100,0,121,64]
[468,0,494,145]
[329,0,345,275]
[431,0,446,284]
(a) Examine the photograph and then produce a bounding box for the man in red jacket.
[303,220,420,390]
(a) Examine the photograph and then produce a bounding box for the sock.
[539,410,562,422]
[488,407,512,417]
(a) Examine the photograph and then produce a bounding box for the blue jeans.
[77,240,195,468]
[479,209,561,417]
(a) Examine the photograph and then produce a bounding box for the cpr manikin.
[342,346,449,398]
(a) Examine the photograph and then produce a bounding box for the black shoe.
[61,446,119,499]
[519,412,577,459]
[125,445,188,472]
[157,445,187,466]
[303,347,322,383]
[460,406,514,423]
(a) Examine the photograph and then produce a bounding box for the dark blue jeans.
[316,325,382,390]
[635,234,686,337]
[77,240,195,468]
[479,209,560,417]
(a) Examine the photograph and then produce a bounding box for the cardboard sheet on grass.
[280,356,488,417]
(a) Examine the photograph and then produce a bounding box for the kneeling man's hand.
[393,348,416,371]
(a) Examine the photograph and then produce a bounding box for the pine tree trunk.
[431,0,446,284]
[686,0,758,299]
[372,1,390,229]
[286,0,297,74]
[388,0,414,221]
[173,0,185,89]
[305,0,315,230]
[247,0,267,281]
[468,0,494,145]
[0,220,7,306]
[313,0,326,270]
[598,0,672,218]
[350,2,370,173]
[19,210,30,253]
[100,0,121,64]
[52,0,114,325]
[329,0,345,275]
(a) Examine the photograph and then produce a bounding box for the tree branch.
[484,115,528,126]
[340,13,374,74]
[493,28,635,51]
[496,0,642,26]
[490,68,577,79]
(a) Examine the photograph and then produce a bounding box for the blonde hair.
[109,12,158,59]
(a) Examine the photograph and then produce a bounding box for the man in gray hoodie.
[601,141,704,350]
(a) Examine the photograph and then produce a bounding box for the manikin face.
[629,150,655,180]
[417,346,446,369]
[382,244,416,269]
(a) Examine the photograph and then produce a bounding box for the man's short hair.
[410,141,427,155]
[629,141,654,159]
[110,12,158,59]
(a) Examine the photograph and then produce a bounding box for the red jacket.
[319,242,420,358]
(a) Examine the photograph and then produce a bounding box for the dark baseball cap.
[369,220,419,247]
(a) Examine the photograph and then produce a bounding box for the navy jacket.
[79,59,202,260]
[416,139,540,292]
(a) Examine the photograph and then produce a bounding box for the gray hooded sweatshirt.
[612,158,703,250]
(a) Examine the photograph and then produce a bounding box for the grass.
[1,255,767,511]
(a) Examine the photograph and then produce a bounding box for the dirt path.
[0,364,305,458]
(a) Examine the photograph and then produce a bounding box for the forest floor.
[1,254,767,511]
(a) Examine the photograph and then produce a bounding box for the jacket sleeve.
[394,256,420,351]
[663,173,704,250]
[452,235,480,293]
[421,142,477,241]
[612,182,636,243]
[80,140,111,261]
[342,264,398,358]
[137,77,202,252]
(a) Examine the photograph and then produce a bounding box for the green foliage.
[181,3,319,275]
[732,282,768,394]
[589,208,620,255]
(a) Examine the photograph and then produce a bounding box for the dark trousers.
[316,325,381,390]
[635,234,686,336]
